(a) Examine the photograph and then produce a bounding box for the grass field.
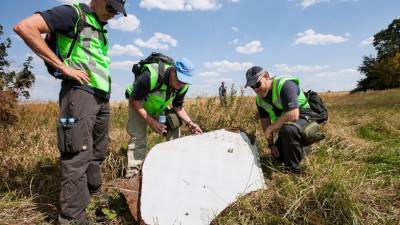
[0,89,399,224]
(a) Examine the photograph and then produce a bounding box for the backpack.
[304,90,328,124]
[132,52,175,80]
[44,4,86,79]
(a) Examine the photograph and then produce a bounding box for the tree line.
[353,18,400,92]
[0,24,35,127]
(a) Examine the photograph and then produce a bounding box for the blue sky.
[1,0,399,101]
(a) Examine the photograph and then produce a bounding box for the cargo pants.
[273,118,310,173]
[57,83,110,225]
[126,103,179,174]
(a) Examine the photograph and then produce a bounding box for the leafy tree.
[373,18,400,59]
[353,18,400,92]
[0,24,35,127]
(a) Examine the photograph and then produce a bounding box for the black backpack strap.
[66,4,86,59]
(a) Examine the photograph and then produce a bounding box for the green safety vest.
[57,4,111,93]
[126,63,189,116]
[256,76,310,122]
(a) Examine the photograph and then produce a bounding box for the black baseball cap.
[109,0,127,17]
[245,66,267,87]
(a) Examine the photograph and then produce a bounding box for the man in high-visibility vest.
[245,66,315,174]
[14,0,126,223]
[125,58,202,178]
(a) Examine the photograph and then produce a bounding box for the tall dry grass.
[0,89,399,224]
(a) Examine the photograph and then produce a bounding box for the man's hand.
[264,126,273,141]
[61,66,90,84]
[187,121,202,134]
[270,145,280,158]
[147,117,167,135]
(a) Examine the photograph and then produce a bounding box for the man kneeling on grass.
[245,66,323,174]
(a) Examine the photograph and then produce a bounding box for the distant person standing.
[14,0,127,224]
[218,81,227,105]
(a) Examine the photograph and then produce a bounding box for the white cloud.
[301,68,362,91]
[232,26,239,33]
[109,14,141,32]
[228,38,239,45]
[109,44,143,57]
[135,32,178,50]
[275,64,329,73]
[198,71,220,78]
[299,0,327,8]
[294,29,348,45]
[360,36,374,46]
[313,68,358,78]
[294,0,359,9]
[56,0,90,4]
[236,41,263,54]
[110,60,138,71]
[204,60,253,73]
[203,77,233,84]
[140,0,223,11]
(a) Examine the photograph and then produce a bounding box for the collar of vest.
[79,3,108,27]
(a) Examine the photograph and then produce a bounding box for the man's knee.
[279,123,299,137]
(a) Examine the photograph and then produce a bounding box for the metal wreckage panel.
[112,129,266,225]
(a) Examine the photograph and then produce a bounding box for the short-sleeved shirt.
[257,80,300,119]
[37,4,106,36]
[129,69,188,108]
[37,4,109,99]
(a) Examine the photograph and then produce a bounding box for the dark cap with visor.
[108,0,127,16]
[245,66,267,87]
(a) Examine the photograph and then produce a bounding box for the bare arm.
[174,107,202,134]
[260,118,272,143]
[267,108,299,133]
[13,14,89,84]
[174,107,191,124]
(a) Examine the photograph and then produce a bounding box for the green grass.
[365,148,400,176]
[1,89,400,224]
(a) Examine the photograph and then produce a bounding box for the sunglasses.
[105,3,120,14]
[251,81,261,89]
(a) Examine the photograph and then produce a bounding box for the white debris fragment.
[140,129,266,225]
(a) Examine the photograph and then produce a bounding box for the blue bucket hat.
[174,58,194,84]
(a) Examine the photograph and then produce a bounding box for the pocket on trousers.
[57,119,89,154]
[301,121,325,146]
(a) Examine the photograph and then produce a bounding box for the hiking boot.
[283,167,303,175]
[125,167,139,178]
